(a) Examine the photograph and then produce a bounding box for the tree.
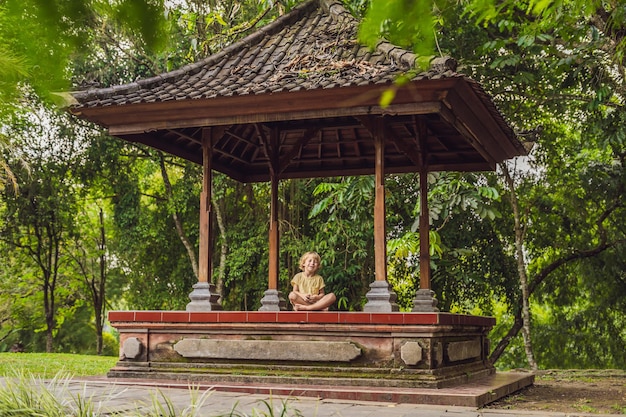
[69,205,110,355]
[462,1,626,368]
[358,0,626,368]
[0,104,85,352]
[0,0,167,111]
[64,0,306,311]
[104,149,200,310]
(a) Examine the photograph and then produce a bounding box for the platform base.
[108,310,520,403]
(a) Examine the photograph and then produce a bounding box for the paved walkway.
[3,377,623,417]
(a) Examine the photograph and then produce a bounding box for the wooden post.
[374,120,387,283]
[419,168,430,290]
[198,131,212,285]
[259,126,286,310]
[363,117,398,312]
[268,173,279,291]
[187,128,221,311]
[412,119,439,312]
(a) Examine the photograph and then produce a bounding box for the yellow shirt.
[291,272,325,295]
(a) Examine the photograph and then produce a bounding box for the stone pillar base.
[258,289,287,311]
[363,280,399,312]
[186,282,222,311]
[412,288,439,312]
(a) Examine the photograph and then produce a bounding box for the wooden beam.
[384,125,423,169]
[255,123,275,178]
[235,160,493,183]
[438,104,498,169]
[419,169,430,290]
[166,129,201,145]
[278,128,319,173]
[213,145,252,165]
[123,133,202,165]
[446,81,524,158]
[83,82,450,134]
[225,128,260,148]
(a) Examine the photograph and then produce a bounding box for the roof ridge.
[321,0,417,71]
[317,0,458,73]
[320,0,356,24]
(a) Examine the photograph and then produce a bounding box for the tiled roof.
[72,0,457,108]
[69,0,527,183]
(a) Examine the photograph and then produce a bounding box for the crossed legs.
[289,292,336,311]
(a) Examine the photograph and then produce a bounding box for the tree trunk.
[489,188,620,364]
[71,207,107,355]
[490,314,524,363]
[490,238,619,364]
[95,207,106,355]
[213,196,227,299]
[501,164,538,370]
[158,152,199,280]
[44,274,55,353]
[42,233,61,353]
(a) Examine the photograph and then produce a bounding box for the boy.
[289,251,336,311]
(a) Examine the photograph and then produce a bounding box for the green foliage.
[359,0,442,59]
[0,0,167,110]
[0,370,95,416]
[430,0,626,368]
[0,104,89,352]
[0,368,304,417]
[488,300,528,370]
[308,176,376,310]
[247,397,304,417]
[1,0,625,370]
[221,228,270,311]
[211,178,270,311]
[385,172,514,312]
[0,254,42,351]
[526,243,626,368]
[139,387,216,417]
[533,302,626,369]
[436,215,518,314]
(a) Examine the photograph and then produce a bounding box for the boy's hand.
[307,294,320,302]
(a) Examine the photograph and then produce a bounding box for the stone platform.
[107,311,533,406]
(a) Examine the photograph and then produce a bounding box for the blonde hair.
[299,251,321,271]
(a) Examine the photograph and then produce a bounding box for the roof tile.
[71,0,457,108]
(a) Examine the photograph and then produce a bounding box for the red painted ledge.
[108,311,495,326]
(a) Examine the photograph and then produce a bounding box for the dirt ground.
[483,370,626,414]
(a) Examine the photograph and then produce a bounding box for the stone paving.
[3,377,623,417]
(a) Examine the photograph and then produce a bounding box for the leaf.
[517,34,536,47]
[529,0,555,16]
[379,88,397,108]
[309,197,332,218]
[536,33,554,42]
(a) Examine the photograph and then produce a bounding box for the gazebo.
[69,0,533,406]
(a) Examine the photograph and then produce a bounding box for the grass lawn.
[0,353,117,378]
